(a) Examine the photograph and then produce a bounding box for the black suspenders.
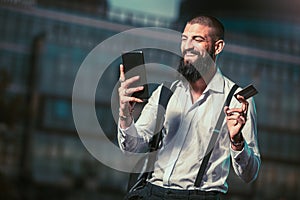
[194,84,239,187]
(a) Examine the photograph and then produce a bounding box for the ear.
[214,39,225,55]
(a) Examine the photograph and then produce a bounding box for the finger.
[236,94,247,103]
[226,108,243,116]
[120,96,143,104]
[236,94,248,106]
[227,115,240,121]
[227,118,238,126]
[242,100,249,116]
[227,111,247,120]
[224,106,229,114]
[228,117,245,127]
[234,118,245,130]
[119,64,125,82]
[130,97,143,103]
[123,86,144,96]
[122,75,140,88]
[238,116,246,124]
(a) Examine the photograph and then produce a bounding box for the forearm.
[118,121,147,153]
[119,108,133,129]
[118,110,162,153]
[118,85,162,153]
[229,97,260,182]
[231,142,261,183]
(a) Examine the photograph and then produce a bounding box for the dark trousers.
[124,183,221,200]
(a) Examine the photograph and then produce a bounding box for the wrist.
[119,114,132,121]
[119,107,133,128]
[230,132,244,150]
[230,138,244,147]
[119,107,133,119]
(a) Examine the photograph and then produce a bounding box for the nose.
[182,38,194,51]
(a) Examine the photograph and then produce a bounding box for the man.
[118,15,260,200]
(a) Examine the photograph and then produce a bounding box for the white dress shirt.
[118,69,261,193]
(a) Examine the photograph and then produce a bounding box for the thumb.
[224,106,229,114]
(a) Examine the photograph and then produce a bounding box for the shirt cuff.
[118,119,136,135]
[118,120,138,151]
[230,142,251,164]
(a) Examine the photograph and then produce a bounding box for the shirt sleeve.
[117,85,162,153]
[118,120,139,152]
[230,98,261,183]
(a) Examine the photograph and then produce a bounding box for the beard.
[177,50,215,83]
[177,59,202,83]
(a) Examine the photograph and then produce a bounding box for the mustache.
[182,49,200,56]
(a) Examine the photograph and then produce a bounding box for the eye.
[193,36,205,43]
[181,36,187,42]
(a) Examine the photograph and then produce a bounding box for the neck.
[190,78,207,94]
[189,78,206,104]
[189,67,216,103]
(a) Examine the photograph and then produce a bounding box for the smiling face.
[178,19,225,83]
[181,23,216,65]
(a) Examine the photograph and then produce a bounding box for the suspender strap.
[128,82,178,193]
[149,81,177,151]
[145,82,177,179]
[194,84,239,187]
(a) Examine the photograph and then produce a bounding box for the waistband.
[146,182,221,197]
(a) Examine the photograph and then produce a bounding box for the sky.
[108,0,181,20]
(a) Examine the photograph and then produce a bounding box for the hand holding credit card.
[234,84,258,102]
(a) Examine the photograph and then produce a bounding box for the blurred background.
[0,0,300,199]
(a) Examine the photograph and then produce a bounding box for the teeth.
[185,51,197,56]
[185,54,196,56]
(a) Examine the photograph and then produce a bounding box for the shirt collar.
[177,68,225,94]
[205,68,224,94]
